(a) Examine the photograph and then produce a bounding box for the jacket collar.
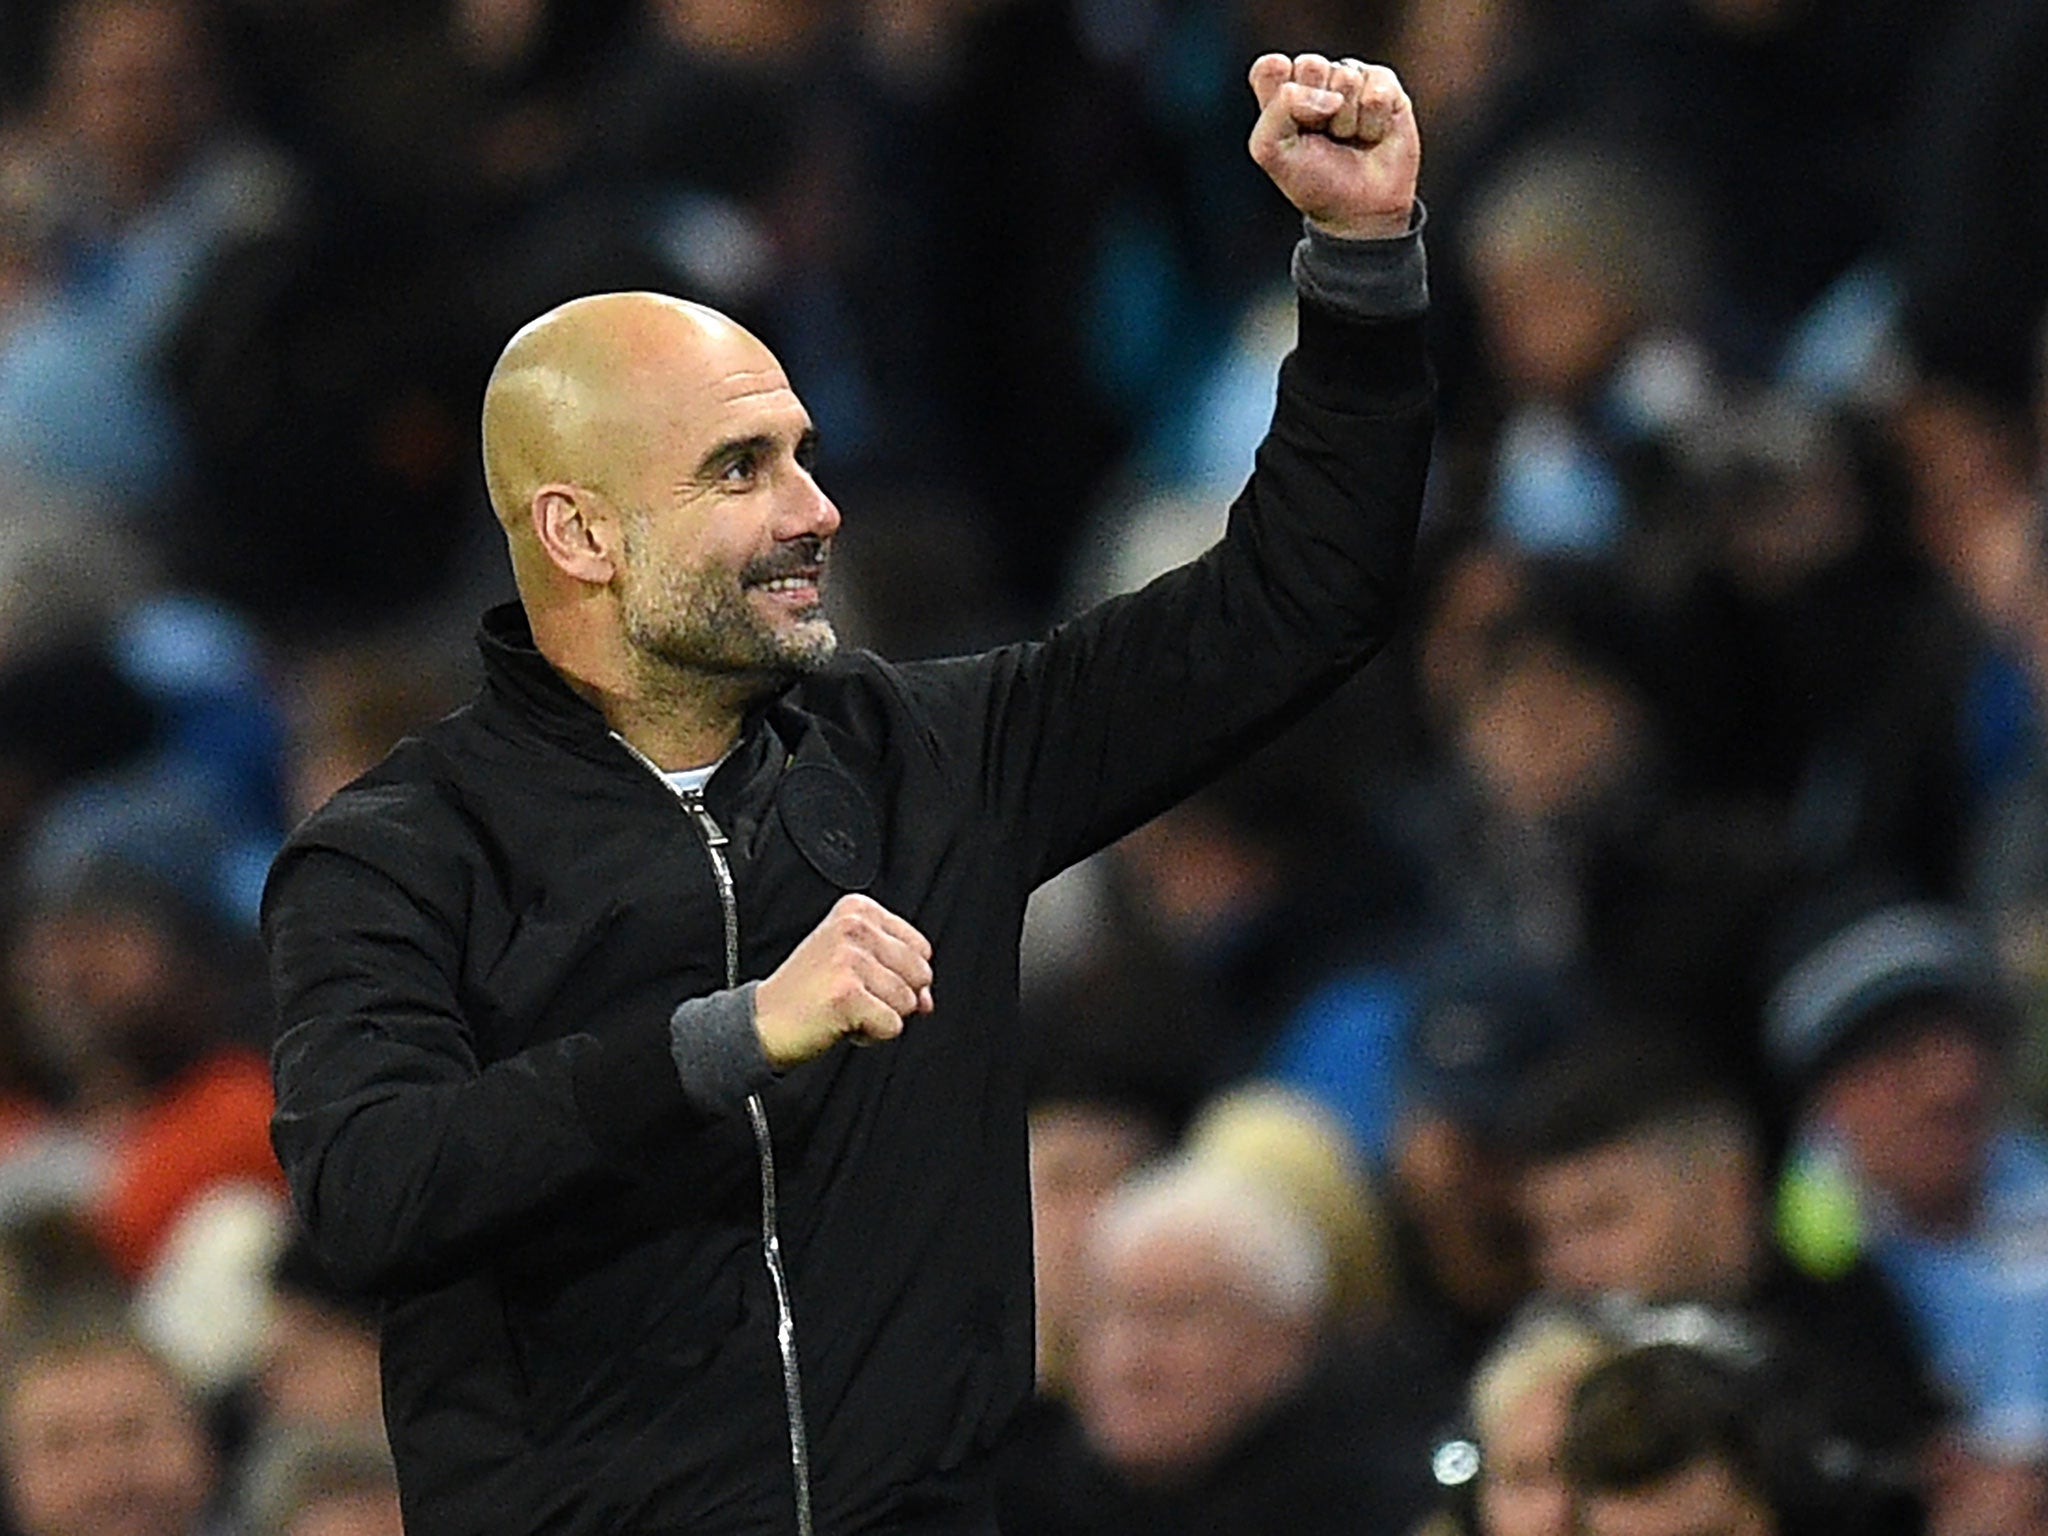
[472,603,797,838]
[475,601,620,757]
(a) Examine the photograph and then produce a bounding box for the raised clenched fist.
[1247,52,1420,242]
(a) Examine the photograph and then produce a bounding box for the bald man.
[263,53,1433,1536]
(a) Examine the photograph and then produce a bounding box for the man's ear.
[532,485,619,584]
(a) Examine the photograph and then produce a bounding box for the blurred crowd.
[0,0,2044,1533]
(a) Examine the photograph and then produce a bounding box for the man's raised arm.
[887,53,1432,883]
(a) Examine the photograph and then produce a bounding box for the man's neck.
[527,602,762,770]
[598,668,749,772]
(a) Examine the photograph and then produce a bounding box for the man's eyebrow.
[693,427,821,479]
[696,434,777,479]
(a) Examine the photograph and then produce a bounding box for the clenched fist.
[1247,52,1419,241]
[754,894,935,1068]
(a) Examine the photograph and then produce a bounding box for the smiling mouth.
[742,536,829,608]
[745,569,826,616]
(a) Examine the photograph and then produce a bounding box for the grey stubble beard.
[616,531,838,713]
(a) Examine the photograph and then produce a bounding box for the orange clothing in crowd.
[89,1047,288,1281]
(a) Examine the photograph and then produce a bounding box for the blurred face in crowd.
[6,899,205,1108]
[1472,249,1635,405]
[651,0,832,57]
[1109,800,1283,952]
[1477,1365,1580,1536]
[1577,1458,1776,1536]
[1812,1003,2000,1237]
[1,1339,213,1536]
[1070,1218,1314,1484]
[1519,1123,1758,1306]
[1390,1109,1531,1322]
[1458,635,1646,825]
[1417,545,1526,744]
[46,0,217,208]
[1709,454,1862,599]
[1028,1101,1162,1387]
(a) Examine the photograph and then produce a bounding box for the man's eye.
[720,454,757,483]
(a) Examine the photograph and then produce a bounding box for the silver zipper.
[614,735,816,1536]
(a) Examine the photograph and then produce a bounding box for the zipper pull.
[679,790,729,849]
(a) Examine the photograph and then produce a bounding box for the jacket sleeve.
[263,788,767,1297]
[887,226,1434,885]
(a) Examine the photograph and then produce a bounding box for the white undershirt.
[663,763,719,797]
[609,727,731,796]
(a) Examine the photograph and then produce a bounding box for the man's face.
[1472,251,1634,403]
[1520,1132,1748,1305]
[1071,1226,1309,1483]
[2,1343,213,1536]
[1814,1009,1997,1234]
[607,328,841,694]
[51,0,212,194]
[7,904,189,1090]
[1390,1111,1531,1320]
[1578,1459,1777,1536]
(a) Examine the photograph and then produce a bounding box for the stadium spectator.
[1510,1031,1939,1466]
[0,753,285,1290]
[1000,1152,1435,1536]
[0,0,299,509]
[1563,1335,1926,1536]
[1412,1301,1615,1536]
[1455,136,1711,560]
[1767,896,2048,1470]
[0,1297,224,1536]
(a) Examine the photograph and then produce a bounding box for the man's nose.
[781,467,841,540]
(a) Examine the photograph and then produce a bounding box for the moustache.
[741,537,830,587]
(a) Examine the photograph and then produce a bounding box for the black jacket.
[263,271,1432,1536]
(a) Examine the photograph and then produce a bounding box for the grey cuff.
[669,981,777,1114]
[1291,203,1428,321]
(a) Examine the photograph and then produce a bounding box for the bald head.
[473,291,838,761]
[480,292,773,543]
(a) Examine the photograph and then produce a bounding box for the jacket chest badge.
[776,762,881,891]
